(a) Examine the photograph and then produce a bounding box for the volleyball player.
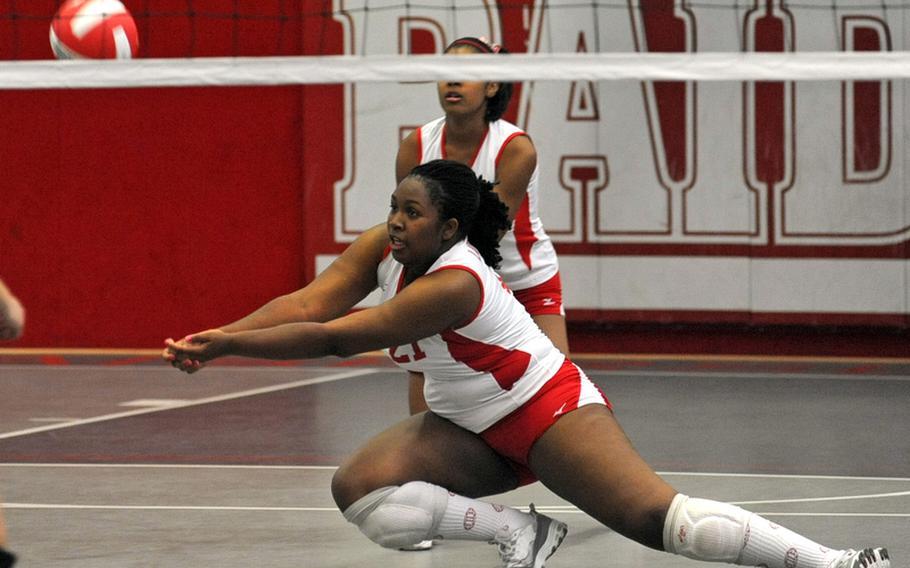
[397,36,568,419]
[164,160,890,568]
[0,277,22,568]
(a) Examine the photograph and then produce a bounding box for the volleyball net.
[3,1,910,85]
[2,0,909,343]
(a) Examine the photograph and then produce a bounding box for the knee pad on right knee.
[342,481,449,549]
[663,494,751,562]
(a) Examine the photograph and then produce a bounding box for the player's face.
[437,46,500,117]
[387,177,456,270]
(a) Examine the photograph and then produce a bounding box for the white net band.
[4,51,910,89]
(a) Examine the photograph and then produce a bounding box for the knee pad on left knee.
[663,494,751,562]
[342,482,449,549]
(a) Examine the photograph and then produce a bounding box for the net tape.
[3,51,910,89]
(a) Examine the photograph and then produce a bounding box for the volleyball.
[50,0,138,60]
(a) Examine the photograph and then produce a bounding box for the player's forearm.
[228,322,342,360]
[218,293,312,333]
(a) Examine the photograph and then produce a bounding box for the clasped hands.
[162,329,228,374]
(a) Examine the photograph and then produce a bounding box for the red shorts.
[479,359,611,486]
[512,273,564,317]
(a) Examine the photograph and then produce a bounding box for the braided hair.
[408,159,510,268]
[444,37,513,123]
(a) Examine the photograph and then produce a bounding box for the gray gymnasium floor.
[0,352,908,567]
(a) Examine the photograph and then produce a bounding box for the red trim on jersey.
[441,124,489,167]
[416,127,425,162]
[496,132,537,270]
[512,200,535,270]
[494,132,528,167]
[433,265,485,327]
[441,329,531,391]
[381,245,392,260]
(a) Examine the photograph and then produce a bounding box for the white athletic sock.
[664,494,845,568]
[738,514,844,568]
[437,492,534,542]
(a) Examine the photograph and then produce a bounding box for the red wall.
[0,1,344,347]
[2,2,908,355]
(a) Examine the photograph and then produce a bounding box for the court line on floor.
[0,463,339,470]
[4,362,908,382]
[2,503,340,512]
[3,468,906,515]
[588,370,910,382]
[1,464,909,483]
[2,503,907,518]
[733,490,910,505]
[4,347,910,365]
[0,368,380,441]
[12,364,906,381]
[0,364,381,373]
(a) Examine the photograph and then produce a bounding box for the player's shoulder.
[498,132,537,170]
[348,224,391,263]
[490,118,527,137]
[490,120,535,154]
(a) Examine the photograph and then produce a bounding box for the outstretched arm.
[165,266,481,364]
[163,224,389,371]
[220,224,389,332]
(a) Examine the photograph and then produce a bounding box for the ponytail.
[468,178,510,268]
[408,160,510,268]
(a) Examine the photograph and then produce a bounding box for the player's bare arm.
[219,224,388,333]
[494,135,537,222]
[167,267,479,362]
[396,131,421,184]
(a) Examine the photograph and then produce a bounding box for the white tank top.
[378,239,566,432]
[417,117,559,290]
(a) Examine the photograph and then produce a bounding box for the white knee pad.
[342,482,449,549]
[663,493,751,562]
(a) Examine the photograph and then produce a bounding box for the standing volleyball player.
[397,37,568,419]
[0,277,23,568]
[164,160,890,568]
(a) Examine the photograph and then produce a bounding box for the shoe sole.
[856,548,890,568]
[398,540,434,551]
[532,517,568,568]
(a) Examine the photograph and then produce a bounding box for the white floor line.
[0,368,379,440]
[5,363,907,382]
[2,502,907,518]
[659,471,910,482]
[3,469,906,516]
[732,490,910,505]
[0,463,339,470]
[2,503,339,512]
[751,512,910,517]
[590,370,910,382]
[0,364,382,373]
[2,464,909,483]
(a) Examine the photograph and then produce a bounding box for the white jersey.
[416,117,559,291]
[378,239,567,432]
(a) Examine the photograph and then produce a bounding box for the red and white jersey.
[378,239,567,432]
[416,117,559,291]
